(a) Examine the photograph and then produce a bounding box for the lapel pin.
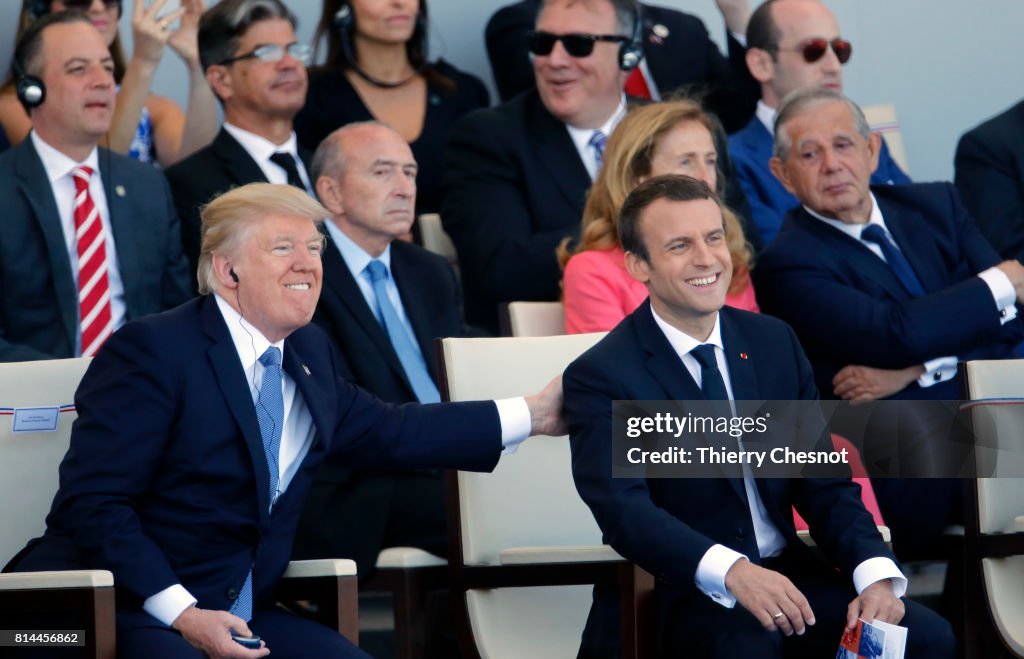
[740,353,749,360]
[302,364,311,376]
[652,23,669,39]
[115,185,126,197]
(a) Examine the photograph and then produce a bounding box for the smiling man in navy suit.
[564,175,953,657]
[8,183,564,658]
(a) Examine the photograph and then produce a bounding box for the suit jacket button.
[227,588,239,601]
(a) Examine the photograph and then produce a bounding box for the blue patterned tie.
[861,224,924,296]
[230,346,284,621]
[365,261,441,403]
[589,130,608,167]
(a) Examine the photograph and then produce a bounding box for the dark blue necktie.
[230,346,284,621]
[365,261,441,403]
[690,344,728,400]
[861,224,924,296]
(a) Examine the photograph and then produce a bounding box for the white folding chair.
[500,301,566,337]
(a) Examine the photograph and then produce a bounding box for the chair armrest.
[282,559,357,578]
[0,570,113,590]
[797,526,891,546]
[499,544,625,565]
[375,547,447,569]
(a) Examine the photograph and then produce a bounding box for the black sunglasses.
[62,0,120,9]
[526,31,628,58]
[218,43,314,67]
[775,37,853,64]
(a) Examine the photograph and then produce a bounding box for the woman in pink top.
[559,100,758,334]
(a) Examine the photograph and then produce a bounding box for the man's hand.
[996,259,1024,304]
[724,558,815,636]
[171,606,270,658]
[846,579,905,630]
[715,0,752,36]
[832,364,924,402]
[524,375,565,437]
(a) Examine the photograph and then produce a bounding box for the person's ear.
[866,131,882,175]
[212,253,238,289]
[316,175,344,216]
[206,65,232,102]
[625,250,651,285]
[746,47,775,84]
[769,156,796,194]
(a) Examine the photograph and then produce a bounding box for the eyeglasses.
[62,0,120,9]
[218,43,314,67]
[775,38,852,64]
[526,31,628,58]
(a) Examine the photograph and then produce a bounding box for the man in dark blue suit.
[565,175,953,657]
[293,122,465,576]
[8,183,564,658]
[728,0,909,245]
[753,87,1024,557]
[0,11,191,362]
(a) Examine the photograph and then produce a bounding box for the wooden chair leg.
[619,563,654,659]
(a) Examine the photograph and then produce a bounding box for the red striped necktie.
[72,166,114,357]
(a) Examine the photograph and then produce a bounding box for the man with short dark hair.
[8,181,564,658]
[165,0,316,282]
[566,173,954,658]
[0,10,190,362]
[729,0,909,244]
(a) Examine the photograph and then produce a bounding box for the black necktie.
[269,151,305,190]
[690,344,729,400]
[861,224,924,296]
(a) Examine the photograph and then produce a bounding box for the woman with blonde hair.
[559,99,758,334]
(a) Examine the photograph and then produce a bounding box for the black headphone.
[618,3,644,72]
[230,268,239,283]
[12,58,45,109]
[332,2,428,88]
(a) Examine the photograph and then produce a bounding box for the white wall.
[5,1,1023,181]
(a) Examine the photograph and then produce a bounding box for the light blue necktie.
[230,346,284,621]
[364,260,441,403]
[589,130,608,166]
[861,224,925,296]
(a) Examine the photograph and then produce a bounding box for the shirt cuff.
[978,267,1019,324]
[143,584,197,627]
[695,544,747,608]
[495,397,531,455]
[852,557,907,599]
[917,357,958,388]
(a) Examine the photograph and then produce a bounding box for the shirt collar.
[324,220,392,281]
[802,191,886,240]
[565,95,628,153]
[755,100,777,134]
[30,130,100,184]
[223,122,300,165]
[649,304,725,358]
[214,293,285,373]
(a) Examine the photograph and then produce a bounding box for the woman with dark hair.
[0,0,217,167]
[295,0,489,215]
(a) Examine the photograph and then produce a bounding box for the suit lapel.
[282,336,329,458]
[202,297,273,523]
[212,129,270,186]
[15,140,78,348]
[877,193,944,294]
[321,236,413,391]
[526,94,592,212]
[99,149,141,317]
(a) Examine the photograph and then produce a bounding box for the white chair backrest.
[862,103,910,175]
[440,334,605,565]
[961,359,1024,534]
[506,301,566,337]
[0,358,90,566]
[418,213,457,262]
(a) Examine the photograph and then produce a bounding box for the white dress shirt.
[804,193,1017,388]
[565,96,628,180]
[222,123,314,194]
[143,297,532,626]
[31,131,127,355]
[649,306,906,607]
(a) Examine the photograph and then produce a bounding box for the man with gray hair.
[753,86,1024,556]
[166,0,316,285]
[8,182,564,657]
[292,122,465,581]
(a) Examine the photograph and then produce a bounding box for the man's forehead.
[774,0,839,40]
[238,18,296,44]
[787,102,858,141]
[642,198,724,234]
[42,22,109,64]
[537,0,618,28]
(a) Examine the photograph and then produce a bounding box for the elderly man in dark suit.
[0,11,190,362]
[753,87,1024,557]
[7,182,564,658]
[165,0,316,282]
[444,0,750,334]
[485,0,758,131]
[565,174,954,658]
[292,121,464,576]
